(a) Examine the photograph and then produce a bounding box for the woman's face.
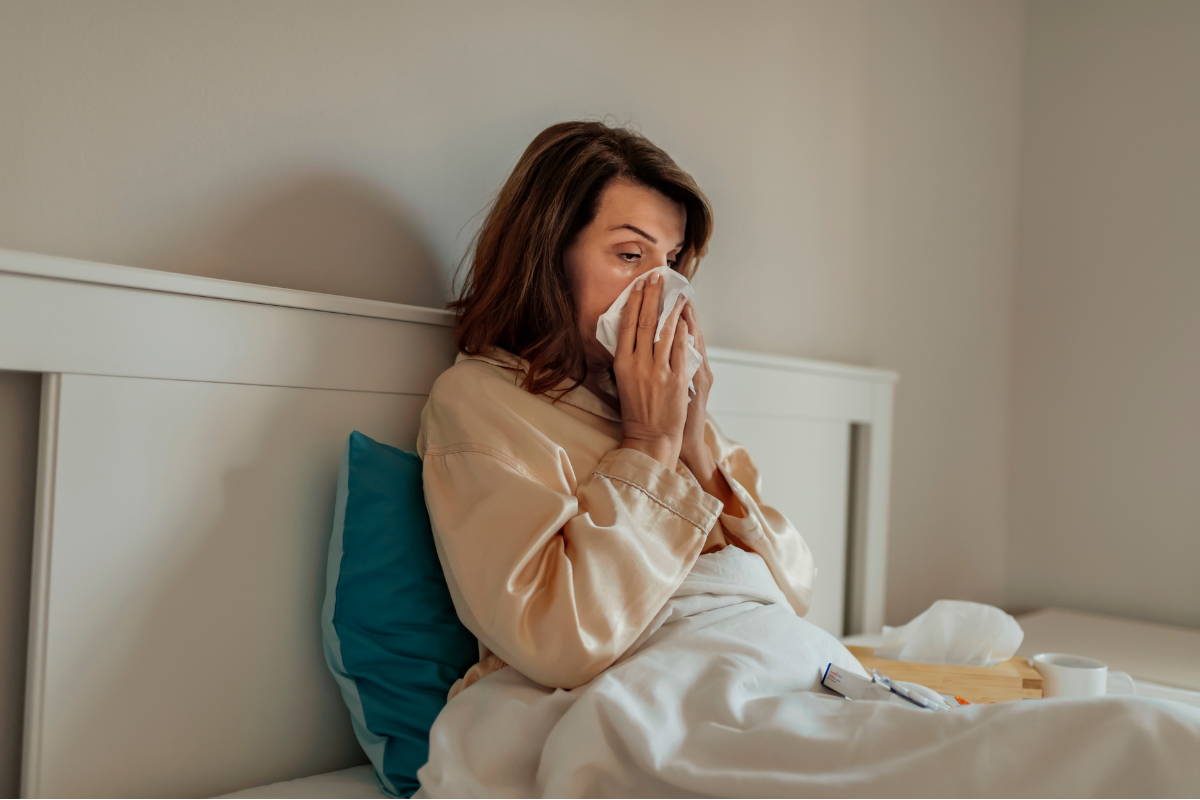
[564,179,687,372]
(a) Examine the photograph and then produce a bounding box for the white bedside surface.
[1016,608,1200,692]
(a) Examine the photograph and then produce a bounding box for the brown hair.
[449,120,713,397]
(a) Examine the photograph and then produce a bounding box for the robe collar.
[455,346,622,423]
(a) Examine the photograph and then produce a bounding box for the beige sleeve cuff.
[592,447,724,534]
[714,460,765,542]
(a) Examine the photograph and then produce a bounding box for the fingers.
[616,277,644,357]
[671,315,690,374]
[636,272,663,356]
[655,294,686,367]
[683,301,705,356]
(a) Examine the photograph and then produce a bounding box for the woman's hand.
[613,271,691,469]
[678,300,713,469]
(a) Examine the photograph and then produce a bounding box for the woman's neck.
[581,368,620,415]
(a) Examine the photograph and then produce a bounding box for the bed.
[6,249,1199,798]
[0,248,899,797]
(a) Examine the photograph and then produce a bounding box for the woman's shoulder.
[420,350,543,454]
[427,349,529,407]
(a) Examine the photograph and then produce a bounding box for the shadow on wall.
[153,173,450,308]
[0,371,41,798]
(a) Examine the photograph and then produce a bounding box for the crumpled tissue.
[595,265,703,400]
[874,599,1024,667]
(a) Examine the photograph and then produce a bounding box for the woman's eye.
[618,253,640,263]
[667,258,678,267]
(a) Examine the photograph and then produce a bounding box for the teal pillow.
[321,431,478,798]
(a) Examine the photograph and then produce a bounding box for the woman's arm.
[423,274,714,691]
[423,440,721,690]
[700,416,817,616]
[674,299,814,613]
[682,445,745,520]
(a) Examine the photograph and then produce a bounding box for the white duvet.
[417,548,1200,797]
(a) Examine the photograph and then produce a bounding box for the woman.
[416,121,815,693]
[413,122,1200,800]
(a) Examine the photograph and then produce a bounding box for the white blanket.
[417,548,1200,797]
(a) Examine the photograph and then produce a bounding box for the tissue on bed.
[873,600,1023,667]
[595,265,703,397]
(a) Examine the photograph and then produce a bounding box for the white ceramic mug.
[1031,653,1136,698]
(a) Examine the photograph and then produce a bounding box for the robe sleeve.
[421,442,722,689]
[703,415,817,617]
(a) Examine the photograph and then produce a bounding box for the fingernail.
[634,279,645,290]
[649,273,661,285]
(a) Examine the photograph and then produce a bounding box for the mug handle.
[1107,670,1137,697]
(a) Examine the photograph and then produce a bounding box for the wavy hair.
[449,120,713,397]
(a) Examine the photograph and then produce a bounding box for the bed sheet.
[416,548,1200,797]
[223,594,1200,800]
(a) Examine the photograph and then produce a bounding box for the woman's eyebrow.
[610,224,685,248]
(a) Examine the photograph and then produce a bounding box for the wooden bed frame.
[0,248,896,798]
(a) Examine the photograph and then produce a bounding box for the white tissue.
[874,600,1024,667]
[594,265,703,399]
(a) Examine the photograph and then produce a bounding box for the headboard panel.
[0,249,894,797]
[707,348,895,638]
[29,374,420,797]
[0,250,455,394]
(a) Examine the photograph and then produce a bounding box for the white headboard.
[0,249,894,798]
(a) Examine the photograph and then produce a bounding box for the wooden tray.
[846,645,1043,704]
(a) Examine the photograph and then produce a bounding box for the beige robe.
[416,346,815,693]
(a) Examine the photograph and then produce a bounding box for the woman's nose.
[635,259,669,278]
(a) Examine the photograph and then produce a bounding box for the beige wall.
[0,0,1024,618]
[862,1,1024,621]
[1009,0,1200,629]
[0,2,1027,789]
